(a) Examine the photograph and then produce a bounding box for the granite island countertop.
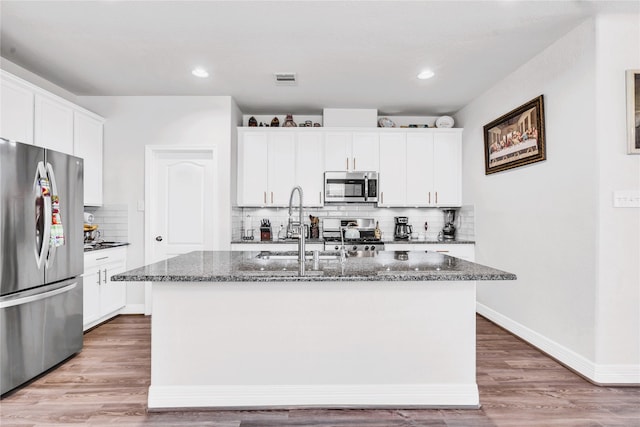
[112,250,515,283]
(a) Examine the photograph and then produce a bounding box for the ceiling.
[1,1,638,115]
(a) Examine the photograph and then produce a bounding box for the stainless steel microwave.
[324,171,378,203]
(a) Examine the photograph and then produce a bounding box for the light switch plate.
[613,190,640,208]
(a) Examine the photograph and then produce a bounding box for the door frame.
[143,145,217,314]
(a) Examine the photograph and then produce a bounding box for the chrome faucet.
[339,225,347,264]
[287,186,305,275]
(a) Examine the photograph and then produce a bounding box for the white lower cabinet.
[384,243,475,261]
[83,247,127,331]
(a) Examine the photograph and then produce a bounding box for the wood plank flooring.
[1,315,638,426]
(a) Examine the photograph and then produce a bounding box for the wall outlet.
[613,190,640,208]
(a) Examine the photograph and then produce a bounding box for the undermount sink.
[256,252,342,261]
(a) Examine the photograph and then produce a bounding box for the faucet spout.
[288,186,305,276]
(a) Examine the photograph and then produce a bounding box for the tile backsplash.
[233,205,475,241]
[84,204,129,242]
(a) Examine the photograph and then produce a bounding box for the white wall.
[455,16,640,383]
[77,96,236,306]
[593,14,640,373]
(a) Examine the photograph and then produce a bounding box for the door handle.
[271,192,273,204]
[97,269,101,285]
[353,157,356,170]
[346,157,349,170]
[435,191,438,204]
[381,191,384,204]
[0,282,77,309]
[155,235,163,242]
[428,192,431,204]
[103,269,108,285]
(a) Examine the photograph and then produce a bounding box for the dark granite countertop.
[384,239,476,244]
[112,250,515,283]
[84,242,130,252]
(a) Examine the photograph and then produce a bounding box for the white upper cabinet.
[351,132,379,171]
[237,127,461,208]
[266,132,296,206]
[296,132,325,207]
[74,111,104,206]
[237,129,295,207]
[324,132,352,171]
[238,131,269,206]
[432,132,462,206]
[0,71,105,207]
[378,133,406,207]
[0,72,34,144]
[34,93,74,155]
[378,129,462,207]
[324,131,379,171]
[405,132,434,206]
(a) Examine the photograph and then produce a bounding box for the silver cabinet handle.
[97,269,101,285]
[271,192,273,204]
[346,157,349,170]
[103,268,107,284]
[155,236,163,242]
[319,192,322,204]
[353,157,356,170]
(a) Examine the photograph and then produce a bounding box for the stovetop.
[323,237,382,244]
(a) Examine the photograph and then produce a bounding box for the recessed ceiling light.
[192,68,209,78]
[417,70,435,80]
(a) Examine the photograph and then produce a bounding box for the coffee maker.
[442,209,457,241]
[394,216,412,240]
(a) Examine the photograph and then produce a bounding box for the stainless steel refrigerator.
[0,138,84,395]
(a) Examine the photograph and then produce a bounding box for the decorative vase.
[283,114,297,127]
[270,117,280,127]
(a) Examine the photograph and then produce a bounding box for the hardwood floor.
[1,315,638,426]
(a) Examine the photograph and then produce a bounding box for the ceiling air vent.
[274,72,297,86]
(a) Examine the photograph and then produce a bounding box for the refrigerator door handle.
[45,162,58,266]
[0,282,77,309]
[35,161,52,269]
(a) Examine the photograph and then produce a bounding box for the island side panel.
[149,281,478,409]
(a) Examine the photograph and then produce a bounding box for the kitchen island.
[113,250,515,410]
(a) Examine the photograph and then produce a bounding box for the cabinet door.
[82,269,101,328]
[74,112,104,206]
[267,132,296,206]
[100,259,126,317]
[0,74,34,143]
[34,94,74,154]
[406,133,434,206]
[296,132,325,207]
[324,132,351,171]
[238,131,269,206]
[378,133,406,207]
[352,132,379,171]
[433,132,461,207]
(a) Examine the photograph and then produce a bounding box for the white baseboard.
[120,303,145,315]
[476,302,640,385]
[148,384,479,409]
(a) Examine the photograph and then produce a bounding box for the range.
[322,218,384,252]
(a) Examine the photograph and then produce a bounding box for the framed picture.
[483,95,546,175]
[627,70,640,154]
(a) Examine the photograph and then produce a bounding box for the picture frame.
[627,70,640,154]
[483,95,546,175]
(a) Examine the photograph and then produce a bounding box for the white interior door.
[145,147,216,313]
